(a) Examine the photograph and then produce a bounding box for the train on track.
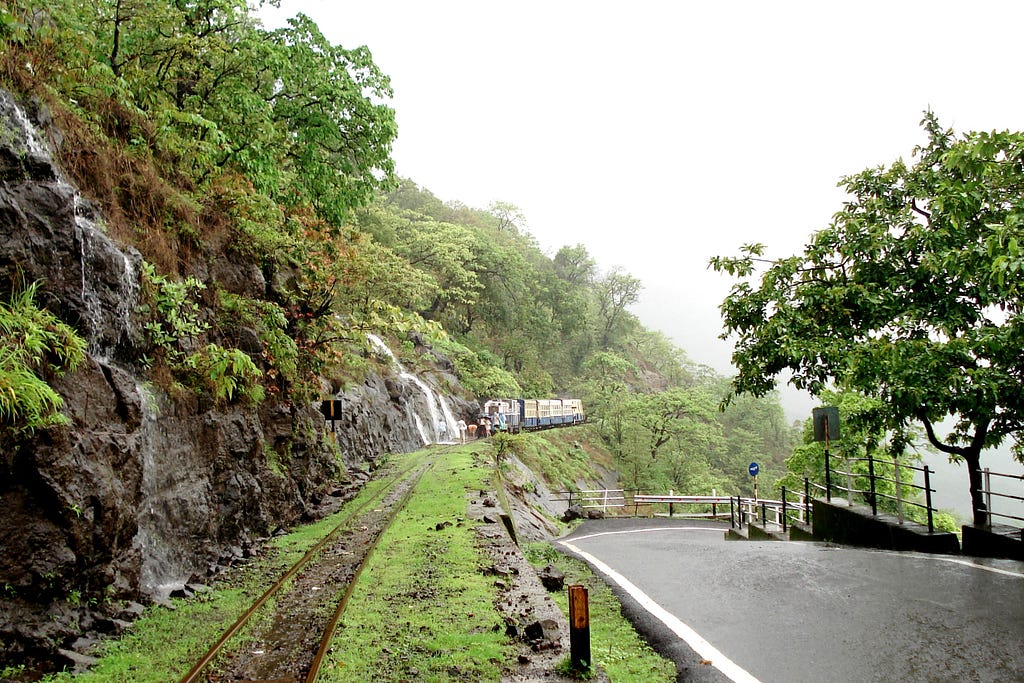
[482,398,585,433]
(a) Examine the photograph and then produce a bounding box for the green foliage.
[554,655,594,680]
[513,427,613,492]
[0,281,86,435]
[430,335,522,397]
[140,263,262,403]
[139,261,208,358]
[778,390,923,510]
[490,431,525,462]
[712,113,1024,521]
[181,344,264,404]
[574,344,797,496]
[218,291,297,392]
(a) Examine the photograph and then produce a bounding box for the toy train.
[482,398,585,433]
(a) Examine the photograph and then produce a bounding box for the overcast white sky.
[261,0,1024,377]
[258,1,1024,513]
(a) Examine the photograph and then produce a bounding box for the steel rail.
[305,456,439,682]
[177,455,427,683]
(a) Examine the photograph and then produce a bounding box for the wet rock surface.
[0,88,479,675]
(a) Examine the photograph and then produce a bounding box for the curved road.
[560,518,1024,683]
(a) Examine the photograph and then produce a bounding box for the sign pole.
[813,407,839,503]
[824,415,831,502]
[748,462,760,503]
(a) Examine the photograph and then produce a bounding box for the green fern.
[0,281,86,435]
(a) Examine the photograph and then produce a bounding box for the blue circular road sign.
[749,462,760,477]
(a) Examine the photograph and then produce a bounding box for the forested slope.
[1,0,796,494]
[0,2,807,674]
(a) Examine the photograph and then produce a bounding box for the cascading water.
[3,91,141,362]
[70,182,140,363]
[8,94,172,590]
[130,382,181,597]
[365,334,458,444]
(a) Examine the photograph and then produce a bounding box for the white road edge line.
[930,555,1024,578]
[559,539,763,683]
[568,526,722,543]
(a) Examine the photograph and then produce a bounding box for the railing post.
[924,466,934,533]
[781,487,788,532]
[846,454,854,507]
[983,468,992,528]
[893,457,904,524]
[868,452,877,516]
[804,477,811,525]
[825,447,832,502]
[712,488,717,519]
[761,501,767,525]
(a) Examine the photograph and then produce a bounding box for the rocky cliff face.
[0,89,475,671]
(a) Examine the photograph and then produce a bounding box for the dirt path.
[209,469,425,682]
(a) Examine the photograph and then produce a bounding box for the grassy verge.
[39,444,672,683]
[42,452,425,682]
[524,544,677,683]
[513,425,613,492]
[317,446,508,682]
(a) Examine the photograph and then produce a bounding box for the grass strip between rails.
[42,451,429,683]
[525,543,678,683]
[317,446,507,682]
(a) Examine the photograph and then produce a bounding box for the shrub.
[0,281,86,435]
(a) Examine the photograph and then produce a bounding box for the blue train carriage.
[564,398,585,425]
[483,398,523,433]
[488,397,585,431]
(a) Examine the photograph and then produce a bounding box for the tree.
[488,201,526,233]
[553,244,596,285]
[711,113,1024,525]
[593,267,642,349]
[633,387,717,460]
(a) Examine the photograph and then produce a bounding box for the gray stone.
[537,564,565,592]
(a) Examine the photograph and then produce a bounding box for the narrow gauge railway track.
[179,451,442,683]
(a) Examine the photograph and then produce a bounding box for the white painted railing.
[558,489,628,511]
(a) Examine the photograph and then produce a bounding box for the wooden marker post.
[568,584,591,672]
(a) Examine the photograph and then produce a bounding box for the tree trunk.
[918,414,990,527]
[964,448,987,527]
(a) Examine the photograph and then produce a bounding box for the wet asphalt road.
[559,518,1024,683]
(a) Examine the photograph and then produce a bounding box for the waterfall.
[365,333,458,444]
[131,383,183,598]
[7,96,48,159]
[5,92,140,361]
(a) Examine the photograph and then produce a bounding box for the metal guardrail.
[826,453,938,533]
[728,492,812,533]
[977,468,1024,527]
[633,493,733,519]
[556,489,629,511]
[555,489,814,530]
